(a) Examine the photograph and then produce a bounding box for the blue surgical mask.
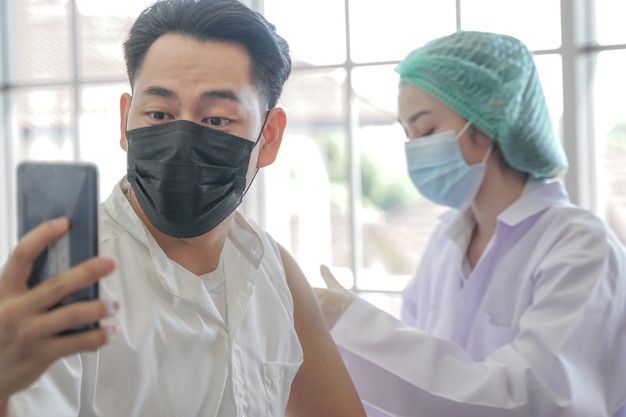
[404,122,492,210]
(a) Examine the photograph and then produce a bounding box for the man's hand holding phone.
[0,218,118,410]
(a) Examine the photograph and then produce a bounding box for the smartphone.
[17,162,100,334]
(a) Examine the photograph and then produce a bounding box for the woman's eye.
[148,112,171,121]
[408,128,434,140]
[421,128,435,137]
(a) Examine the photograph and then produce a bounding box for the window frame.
[1,0,625,302]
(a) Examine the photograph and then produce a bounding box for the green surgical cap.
[395,31,568,179]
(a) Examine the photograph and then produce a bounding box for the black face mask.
[126,118,264,238]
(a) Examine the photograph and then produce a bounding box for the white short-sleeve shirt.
[10,179,303,417]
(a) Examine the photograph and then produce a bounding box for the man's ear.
[256,107,286,168]
[119,93,132,151]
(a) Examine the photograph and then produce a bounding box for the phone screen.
[17,162,100,334]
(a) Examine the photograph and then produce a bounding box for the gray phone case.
[17,162,99,334]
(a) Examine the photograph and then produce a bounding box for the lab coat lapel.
[449,230,500,349]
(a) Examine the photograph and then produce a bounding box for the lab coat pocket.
[263,360,302,417]
[471,312,518,360]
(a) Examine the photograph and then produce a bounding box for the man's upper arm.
[278,244,365,417]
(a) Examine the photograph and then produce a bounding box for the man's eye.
[207,117,230,126]
[148,112,170,120]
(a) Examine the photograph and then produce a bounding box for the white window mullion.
[344,0,364,290]
[560,0,599,212]
[0,94,10,262]
[70,0,81,161]
[0,0,16,262]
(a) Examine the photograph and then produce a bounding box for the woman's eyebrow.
[397,110,431,127]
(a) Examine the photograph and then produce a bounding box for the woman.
[315,31,626,416]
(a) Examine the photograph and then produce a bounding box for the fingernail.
[105,324,119,341]
[52,217,68,231]
[101,258,115,274]
[105,299,120,316]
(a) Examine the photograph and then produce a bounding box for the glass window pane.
[460,0,561,50]
[595,0,626,45]
[352,65,448,294]
[15,0,73,83]
[263,69,348,286]
[76,1,147,80]
[16,87,74,161]
[594,51,626,245]
[80,84,128,201]
[263,0,346,66]
[349,0,456,64]
[353,64,398,126]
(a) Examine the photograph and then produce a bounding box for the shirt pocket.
[471,312,518,360]
[263,360,302,417]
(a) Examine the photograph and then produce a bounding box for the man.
[0,1,365,415]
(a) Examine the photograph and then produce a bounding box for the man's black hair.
[123,0,291,109]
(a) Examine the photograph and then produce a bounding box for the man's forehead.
[135,35,250,80]
[130,34,266,110]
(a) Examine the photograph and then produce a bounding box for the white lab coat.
[9,180,303,417]
[332,179,626,417]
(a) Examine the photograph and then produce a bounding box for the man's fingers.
[44,325,116,361]
[319,264,346,290]
[20,298,118,341]
[1,217,69,293]
[21,257,115,315]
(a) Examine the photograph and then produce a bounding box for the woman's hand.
[312,265,357,329]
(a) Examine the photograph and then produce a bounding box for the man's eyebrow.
[139,86,240,103]
[199,89,240,103]
[141,86,178,100]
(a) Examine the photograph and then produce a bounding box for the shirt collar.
[104,177,149,246]
[103,177,265,289]
[440,178,570,249]
[497,178,570,226]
